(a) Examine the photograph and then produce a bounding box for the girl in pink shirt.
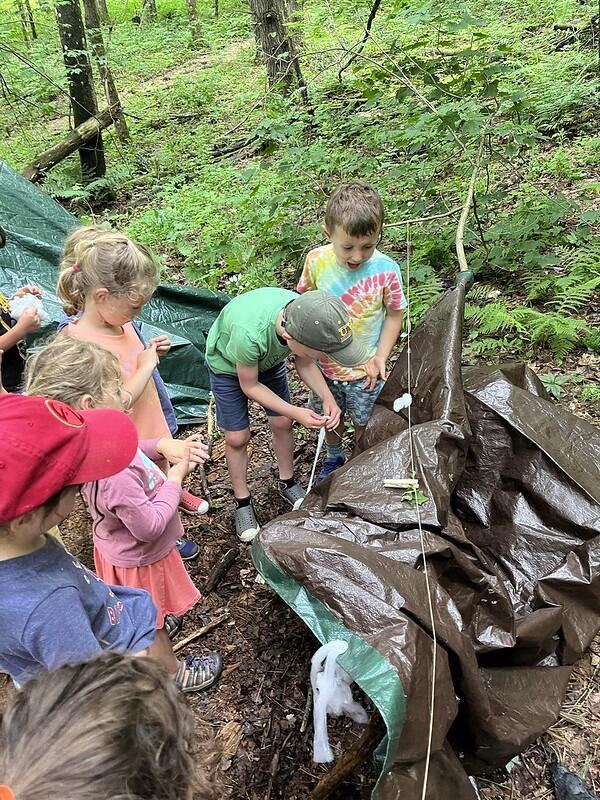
[25,337,221,694]
[56,225,207,518]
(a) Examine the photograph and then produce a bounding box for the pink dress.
[66,320,171,441]
[82,439,200,628]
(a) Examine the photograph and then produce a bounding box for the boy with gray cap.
[205,288,369,541]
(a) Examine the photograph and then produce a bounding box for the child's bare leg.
[225,428,251,498]
[268,415,294,480]
[149,627,179,674]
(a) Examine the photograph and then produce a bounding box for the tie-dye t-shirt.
[297,244,406,381]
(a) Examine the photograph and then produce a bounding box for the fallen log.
[309,711,386,800]
[23,106,117,183]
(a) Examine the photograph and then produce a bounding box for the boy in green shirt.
[205,288,369,541]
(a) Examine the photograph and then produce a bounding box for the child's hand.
[362,356,386,390]
[0,351,6,396]
[148,335,171,358]
[167,448,196,483]
[13,285,42,300]
[137,342,159,372]
[293,407,328,430]
[15,306,41,335]
[322,397,341,430]
[158,434,208,465]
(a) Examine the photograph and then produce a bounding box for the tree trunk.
[16,1,31,47]
[82,0,129,141]
[55,0,105,182]
[24,0,37,38]
[186,0,201,42]
[248,0,308,102]
[143,0,157,19]
[96,0,109,23]
[23,105,116,182]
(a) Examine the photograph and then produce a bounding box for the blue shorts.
[309,376,383,427]
[208,362,291,432]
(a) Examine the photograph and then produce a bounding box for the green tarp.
[0,159,228,423]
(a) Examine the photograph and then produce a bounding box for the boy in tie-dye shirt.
[297,182,407,481]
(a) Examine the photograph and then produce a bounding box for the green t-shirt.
[205,287,298,375]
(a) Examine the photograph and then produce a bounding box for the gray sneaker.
[279,481,306,507]
[234,503,260,542]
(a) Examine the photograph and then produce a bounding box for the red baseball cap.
[0,394,139,522]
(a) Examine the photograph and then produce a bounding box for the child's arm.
[102,462,189,542]
[237,363,327,430]
[294,356,341,430]
[124,342,159,403]
[0,306,40,352]
[140,435,208,465]
[362,308,404,390]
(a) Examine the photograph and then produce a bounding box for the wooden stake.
[207,394,215,459]
[309,711,386,800]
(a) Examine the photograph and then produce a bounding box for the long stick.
[455,137,485,272]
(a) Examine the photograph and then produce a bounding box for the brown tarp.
[253,281,600,798]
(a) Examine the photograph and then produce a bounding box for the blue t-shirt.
[0,535,156,684]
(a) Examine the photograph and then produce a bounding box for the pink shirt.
[82,439,184,568]
[66,320,171,441]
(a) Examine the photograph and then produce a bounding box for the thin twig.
[173,613,229,654]
[207,394,215,459]
[385,206,462,228]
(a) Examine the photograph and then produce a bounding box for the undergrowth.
[0,0,598,364]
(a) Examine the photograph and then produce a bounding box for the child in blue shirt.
[0,392,155,685]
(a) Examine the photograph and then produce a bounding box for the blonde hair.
[0,651,218,800]
[57,226,159,315]
[25,336,123,410]
[325,181,384,237]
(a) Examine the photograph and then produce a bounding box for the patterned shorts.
[309,376,384,428]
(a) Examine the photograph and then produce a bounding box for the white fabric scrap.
[393,393,412,412]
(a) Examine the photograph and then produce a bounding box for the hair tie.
[72,263,80,273]
[0,785,16,800]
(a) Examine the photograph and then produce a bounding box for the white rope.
[404,223,437,799]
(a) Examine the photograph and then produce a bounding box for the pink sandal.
[179,489,209,516]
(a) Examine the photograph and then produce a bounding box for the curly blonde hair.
[24,336,124,410]
[57,226,159,315]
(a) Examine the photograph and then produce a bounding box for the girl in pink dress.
[56,226,207,521]
[25,337,221,693]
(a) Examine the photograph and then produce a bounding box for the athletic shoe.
[316,454,346,483]
[176,538,200,561]
[234,504,260,542]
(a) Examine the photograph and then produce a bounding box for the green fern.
[514,309,587,362]
[548,276,600,315]
[466,301,524,334]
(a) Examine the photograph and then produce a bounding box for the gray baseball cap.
[283,291,371,368]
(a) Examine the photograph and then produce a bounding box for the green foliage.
[580,383,600,402]
[538,371,569,399]
[401,488,429,506]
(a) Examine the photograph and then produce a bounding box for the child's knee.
[268,414,293,433]
[225,428,251,450]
